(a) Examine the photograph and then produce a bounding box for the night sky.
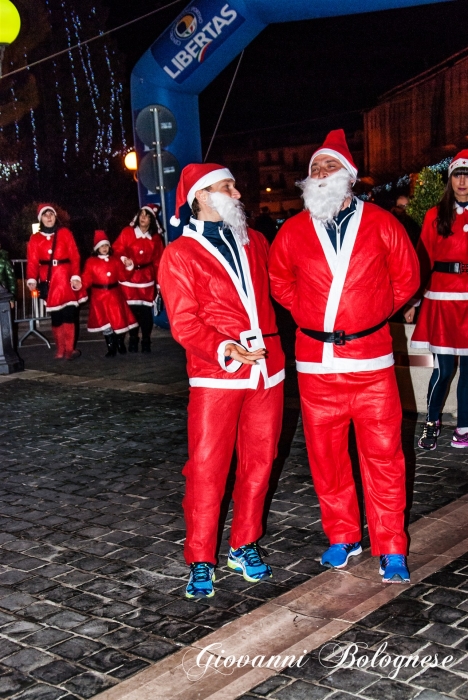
[104,0,467,146]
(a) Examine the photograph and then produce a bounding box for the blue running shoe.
[379,554,410,583]
[185,562,215,599]
[227,543,272,582]
[321,542,362,569]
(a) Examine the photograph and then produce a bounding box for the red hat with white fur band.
[93,230,110,251]
[169,163,235,227]
[448,150,468,176]
[37,203,57,221]
[309,129,358,180]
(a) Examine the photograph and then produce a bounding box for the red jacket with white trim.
[26,227,86,312]
[81,255,137,334]
[411,205,468,353]
[269,200,419,373]
[158,223,285,389]
[113,226,164,306]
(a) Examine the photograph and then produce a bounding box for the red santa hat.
[93,230,110,251]
[37,203,57,221]
[169,163,235,227]
[448,150,468,176]
[309,129,358,180]
[130,203,160,227]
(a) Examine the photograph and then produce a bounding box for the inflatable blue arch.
[131,0,449,241]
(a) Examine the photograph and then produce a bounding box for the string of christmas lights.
[360,156,453,199]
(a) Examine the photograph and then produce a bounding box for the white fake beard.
[298,169,353,223]
[208,192,249,245]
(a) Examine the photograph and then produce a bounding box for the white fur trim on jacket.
[424,290,468,301]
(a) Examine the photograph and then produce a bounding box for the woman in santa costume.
[405,151,468,450]
[158,163,285,600]
[81,231,138,357]
[113,204,164,353]
[269,130,419,583]
[27,204,86,360]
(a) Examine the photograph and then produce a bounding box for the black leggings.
[129,304,153,341]
[427,354,468,426]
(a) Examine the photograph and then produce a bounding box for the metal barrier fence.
[12,259,51,348]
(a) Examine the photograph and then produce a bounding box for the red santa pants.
[298,367,407,556]
[183,381,283,565]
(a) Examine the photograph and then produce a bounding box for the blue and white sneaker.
[185,562,215,599]
[379,554,410,583]
[321,542,362,569]
[227,543,272,582]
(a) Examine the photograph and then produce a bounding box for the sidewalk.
[0,326,467,699]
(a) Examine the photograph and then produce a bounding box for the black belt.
[39,258,70,266]
[300,319,388,346]
[134,262,151,270]
[433,261,468,274]
[92,283,118,290]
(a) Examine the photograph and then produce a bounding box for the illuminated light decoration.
[124,151,137,171]
[4,0,127,178]
[0,161,21,180]
[29,107,39,171]
[360,156,453,200]
[0,0,21,77]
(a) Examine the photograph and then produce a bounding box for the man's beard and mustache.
[298,168,354,223]
[208,192,249,245]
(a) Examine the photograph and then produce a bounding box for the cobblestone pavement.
[0,377,467,699]
[240,551,468,700]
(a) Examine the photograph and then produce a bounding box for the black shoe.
[117,334,127,355]
[141,339,151,353]
[128,336,139,353]
[105,334,117,357]
[418,420,440,450]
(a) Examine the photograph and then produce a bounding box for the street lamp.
[124,150,137,171]
[124,150,138,182]
[0,0,21,78]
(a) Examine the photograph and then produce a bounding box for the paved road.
[0,326,466,699]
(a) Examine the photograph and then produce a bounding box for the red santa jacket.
[113,226,164,306]
[411,204,468,353]
[81,255,138,334]
[158,220,285,389]
[26,227,86,312]
[269,199,419,373]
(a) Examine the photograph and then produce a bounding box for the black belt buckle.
[333,330,346,345]
[460,263,468,273]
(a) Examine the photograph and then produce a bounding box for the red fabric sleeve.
[26,236,40,281]
[80,258,94,291]
[113,227,131,259]
[268,225,297,311]
[415,208,437,296]
[382,214,420,312]
[159,245,235,366]
[152,234,165,283]
[63,229,81,279]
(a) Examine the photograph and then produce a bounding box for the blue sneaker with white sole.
[321,542,362,569]
[227,543,272,582]
[379,554,410,583]
[185,562,215,599]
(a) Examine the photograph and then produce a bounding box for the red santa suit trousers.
[183,379,283,565]
[298,367,407,556]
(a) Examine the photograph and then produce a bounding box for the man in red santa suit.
[269,130,419,583]
[158,163,285,599]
